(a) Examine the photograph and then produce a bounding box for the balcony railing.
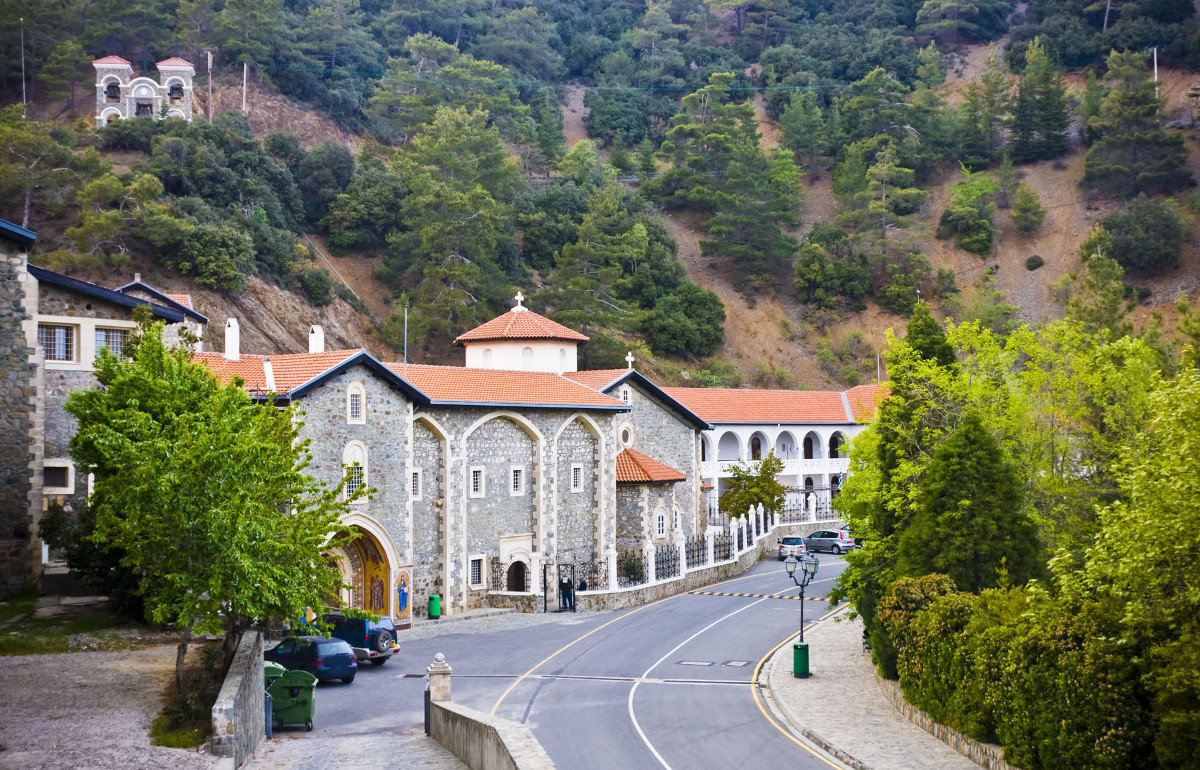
[701,457,849,477]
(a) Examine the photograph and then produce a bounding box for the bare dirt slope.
[562,86,590,148]
[194,82,362,152]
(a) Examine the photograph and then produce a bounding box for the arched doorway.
[829,432,847,458]
[330,525,393,617]
[506,561,528,592]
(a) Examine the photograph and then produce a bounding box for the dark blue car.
[264,635,357,684]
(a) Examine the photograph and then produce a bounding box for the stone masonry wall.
[209,631,265,768]
[609,383,700,534]
[615,485,645,550]
[411,419,444,616]
[0,251,41,596]
[553,419,599,565]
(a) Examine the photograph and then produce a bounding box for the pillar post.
[427,653,452,703]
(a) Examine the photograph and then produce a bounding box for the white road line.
[626,595,770,769]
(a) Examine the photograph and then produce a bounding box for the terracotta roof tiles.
[563,369,629,391]
[663,386,880,424]
[195,349,363,395]
[92,55,132,67]
[386,363,625,409]
[165,293,192,309]
[454,309,588,345]
[845,384,887,422]
[156,57,194,68]
[616,448,687,484]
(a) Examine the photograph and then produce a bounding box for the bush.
[1101,194,1187,274]
[301,268,334,306]
[1026,255,1044,270]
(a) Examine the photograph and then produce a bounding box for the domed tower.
[454,291,588,374]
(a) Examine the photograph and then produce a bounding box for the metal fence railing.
[616,548,648,588]
[684,534,708,569]
[655,542,680,581]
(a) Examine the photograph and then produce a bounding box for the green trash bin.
[793,641,810,678]
[268,669,318,731]
[428,593,441,620]
[264,661,287,688]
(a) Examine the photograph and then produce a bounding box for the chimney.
[134,272,141,283]
[309,324,324,354]
[224,318,240,361]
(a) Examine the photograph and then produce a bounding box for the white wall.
[464,340,578,373]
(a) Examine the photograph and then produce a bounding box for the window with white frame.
[343,442,367,502]
[347,383,365,424]
[570,464,583,492]
[620,425,634,447]
[470,466,485,498]
[469,556,485,588]
[673,507,679,530]
[620,386,631,404]
[655,511,666,538]
[410,469,422,501]
[38,324,76,362]
[510,466,525,496]
[43,460,74,495]
[94,327,130,359]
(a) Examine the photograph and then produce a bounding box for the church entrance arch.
[330,524,395,618]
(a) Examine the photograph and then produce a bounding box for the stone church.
[93,55,195,127]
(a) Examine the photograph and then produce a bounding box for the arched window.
[829,432,846,458]
[105,83,120,102]
[482,348,492,365]
[559,347,567,371]
[347,383,365,424]
[343,442,367,502]
[672,506,680,531]
[620,386,631,404]
[522,347,534,368]
[168,83,184,103]
[656,510,666,538]
[750,436,762,461]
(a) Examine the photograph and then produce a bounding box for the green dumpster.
[428,593,441,620]
[793,642,810,678]
[268,669,318,731]
[264,661,287,688]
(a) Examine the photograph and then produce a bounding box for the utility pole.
[1154,47,1159,101]
[241,61,248,114]
[19,17,26,119]
[207,50,213,121]
[1103,0,1111,32]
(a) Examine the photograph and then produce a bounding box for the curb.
[763,605,875,770]
[411,608,517,629]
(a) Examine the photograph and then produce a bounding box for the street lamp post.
[784,553,820,678]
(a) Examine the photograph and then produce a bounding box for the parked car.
[265,635,357,684]
[805,528,857,555]
[778,536,807,561]
[840,524,863,547]
[322,613,400,667]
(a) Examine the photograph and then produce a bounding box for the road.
[292,556,850,769]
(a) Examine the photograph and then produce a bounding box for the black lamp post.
[784,553,820,642]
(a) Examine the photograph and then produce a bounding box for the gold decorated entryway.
[331,526,392,617]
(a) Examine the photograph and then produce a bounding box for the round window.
[621,428,632,445]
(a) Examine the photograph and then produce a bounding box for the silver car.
[804,528,856,555]
[777,536,806,561]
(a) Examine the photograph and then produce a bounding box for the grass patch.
[149,641,226,749]
[0,595,140,656]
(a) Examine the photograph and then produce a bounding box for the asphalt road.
[300,556,850,770]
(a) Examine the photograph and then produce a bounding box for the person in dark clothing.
[559,577,573,610]
[578,577,587,592]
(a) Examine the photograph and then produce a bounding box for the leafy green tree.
[65,317,356,690]
[837,141,927,248]
[719,450,787,517]
[1084,50,1192,197]
[1058,253,1132,338]
[1010,181,1046,234]
[0,108,77,228]
[1010,38,1070,163]
[897,413,1039,593]
[1100,194,1187,274]
[641,281,725,357]
[938,166,998,255]
[779,90,825,170]
[905,302,957,367]
[916,0,1012,44]
[39,40,91,113]
[327,155,410,251]
[295,140,356,228]
[469,6,563,81]
[915,41,946,85]
[793,224,870,308]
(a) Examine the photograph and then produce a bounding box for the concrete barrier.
[210,631,265,769]
[429,701,554,770]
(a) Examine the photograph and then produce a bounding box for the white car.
[778,536,807,560]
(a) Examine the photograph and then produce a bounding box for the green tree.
[1100,194,1187,274]
[1084,50,1192,197]
[1010,38,1070,163]
[779,90,825,170]
[837,141,927,248]
[1058,253,1132,338]
[897,413,1039,593]
[65,317,357,691]
[0,108,76,228]
[905,302,957,367]
[938,165,998,255]
[1010,181,1046,234]
[295,140,356,228]
[719,450,787,517]
[641,281,725,357]
[39,40,91,113]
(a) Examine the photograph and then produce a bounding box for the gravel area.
[0,645,216,770]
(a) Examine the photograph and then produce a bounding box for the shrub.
[301,268,334,306]
[1026,255,1044,270]
[1101,194,1187,274]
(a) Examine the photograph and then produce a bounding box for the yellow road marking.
[749,605,847,769]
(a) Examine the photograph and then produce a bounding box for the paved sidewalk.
[766,610,980,770]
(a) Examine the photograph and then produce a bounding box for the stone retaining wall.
[876,675,1019,770]
[430,700,554,770]
[210,631,265,769]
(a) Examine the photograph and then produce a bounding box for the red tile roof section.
[385,363,625,408]
[194,350,361,395]
[92,55,132,66]
[453,309,589,345]
[663,386,875,424]
[845,384,887,422]
[615,448,687,483]
[166,293,192,309]
[193,353,269,392]
[156,57,194,68]
[562,369,628,390]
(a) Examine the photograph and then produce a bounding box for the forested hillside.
[4,0,1200,382]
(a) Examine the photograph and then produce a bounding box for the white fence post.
[705,529,715,565]
[676,532,686,576]
[644,542,656,584]
[606,547,618,591]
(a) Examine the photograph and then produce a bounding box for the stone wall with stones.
[609,383,701,534]
[552,418,599,565]
[464,416,538,556]
[209,630,265,766]
[411,418,445,617]
[0,250,42,596]
[615,485,645,550]
[296,365,412,615]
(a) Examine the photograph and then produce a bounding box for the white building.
[93,55,195,127]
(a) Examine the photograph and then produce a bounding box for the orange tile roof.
[166,293,192,309]
[845,384,887,422]
[193,353,270,393]
[562,369,628,390]
[453,309,589,345]
[616,448,687,483]
[663,386,876,424]
[386,363,626,409]
[195,350,362,395]
[156,57,194,68]
[92,55,132,67]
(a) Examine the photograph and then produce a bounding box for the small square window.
[570,464,583,492]
[620,387,631,404]
[411,470,422,501]
[38,324,76,362]
[44,466,69,489]
[469,556,485,588]
[510,467,525,496]
[43,461,74,495]
[470,467,484,498]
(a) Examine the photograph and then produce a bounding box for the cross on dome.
[625,351,635,369]
[513,290,527,312]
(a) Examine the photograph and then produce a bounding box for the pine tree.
[904,302,957,367]
[1011,38,1070,163]
[837,142,927,249]
[40,41,91,114]
[779,90,825,171]
[1011,182,1046,234]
